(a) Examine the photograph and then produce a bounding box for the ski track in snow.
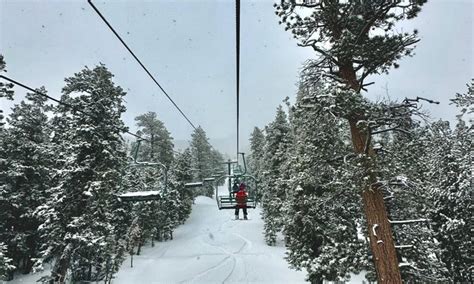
[112,185,308,283]
[8,185,307,283]
[8,184,366,284]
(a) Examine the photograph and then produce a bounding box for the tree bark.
[340,59,401,282]
[349,118,402,283]
[52,243,73,283]
[137,241,142,256]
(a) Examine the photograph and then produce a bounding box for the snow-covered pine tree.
[0,55,15,124]
[35,64,128,282]
[260,105,291,245]
[165,195,181,240]
[248,127,265,183]
[0,55,4,73]
[161,150,200,238]
[121,163,160,251]
[283,83,370,283]
[170,148,194,224]
[426,84,473,282]
[379,118,449,281]
[190,126,214,196]
[0,88,52,278]
[209,148,225,187]
[0,55,15,280]
[134,111,174,167]
[0,243,15,280]
[275,1,428,281]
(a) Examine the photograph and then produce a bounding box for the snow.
[185,182,203,187]
[119,191,161,197]
[112,188,308,283]
[372,224,379,237]
[8,185,366,283]
[388,218,428,224]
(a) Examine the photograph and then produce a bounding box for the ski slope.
[113,192,307,283]
[8,184,367,283]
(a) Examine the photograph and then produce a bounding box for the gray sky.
[1,0,472,156]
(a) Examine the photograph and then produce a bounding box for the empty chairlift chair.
[117,139,167,202]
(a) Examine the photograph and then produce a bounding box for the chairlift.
[214,152,258,210]
[117,139,167,202]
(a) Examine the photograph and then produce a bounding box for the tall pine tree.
[283,84,370,283]
[260,106,291,245]
[35,64,128,282]
[0,89,52,278]
[426,84,473,282]
[275,1,428,281]
[134,111,174,167]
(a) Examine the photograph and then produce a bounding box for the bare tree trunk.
[52,243,73,283]
[87,263,92,281]
[137,241,142,256]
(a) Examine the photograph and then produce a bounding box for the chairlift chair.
[214,152,258,210]
[117,139,167,202]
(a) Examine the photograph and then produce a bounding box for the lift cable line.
[87,0,222,157]
[0,75,183,155]
[235,0,241,158]
[87,0,197,131]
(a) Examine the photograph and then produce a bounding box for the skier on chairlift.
[235,182,248,220]
[232,178,240,193]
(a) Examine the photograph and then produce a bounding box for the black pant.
[235,206,247,216]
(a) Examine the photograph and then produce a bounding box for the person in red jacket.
[235,183,248,220]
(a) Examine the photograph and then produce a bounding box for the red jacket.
[235,189,248,208]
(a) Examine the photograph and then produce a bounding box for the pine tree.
[426,85,473,282]
[0,243,15,280]
[275,1,428,281]
[283,84,370,283]
[134,111,174,167]
[248,127,265,202]
[248,127,265,179]
[122,164,163,249]
[170,149,194,223]
[0,55,14,199]
[35,64,128,282]
[260,105,291,245]
[0,54,15,125]
[0,56,14,280]
[189,127,215,196]
[379,120,449,281]
[0,88,52,278]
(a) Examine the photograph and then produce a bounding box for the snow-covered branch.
[389,219,428,225]
[395,244,414,249]
[372,126,411,135]
[383,188,394,200]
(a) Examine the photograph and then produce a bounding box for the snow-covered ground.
[113,193,307,283]
[7,184,370,283]
[7,185,306,284]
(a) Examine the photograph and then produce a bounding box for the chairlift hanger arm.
[238,152,247,175]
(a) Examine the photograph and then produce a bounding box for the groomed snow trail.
[113,190,307,283]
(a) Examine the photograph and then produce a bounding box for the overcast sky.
[1,0,472,156]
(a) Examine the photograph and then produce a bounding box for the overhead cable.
[88,0,197,131]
